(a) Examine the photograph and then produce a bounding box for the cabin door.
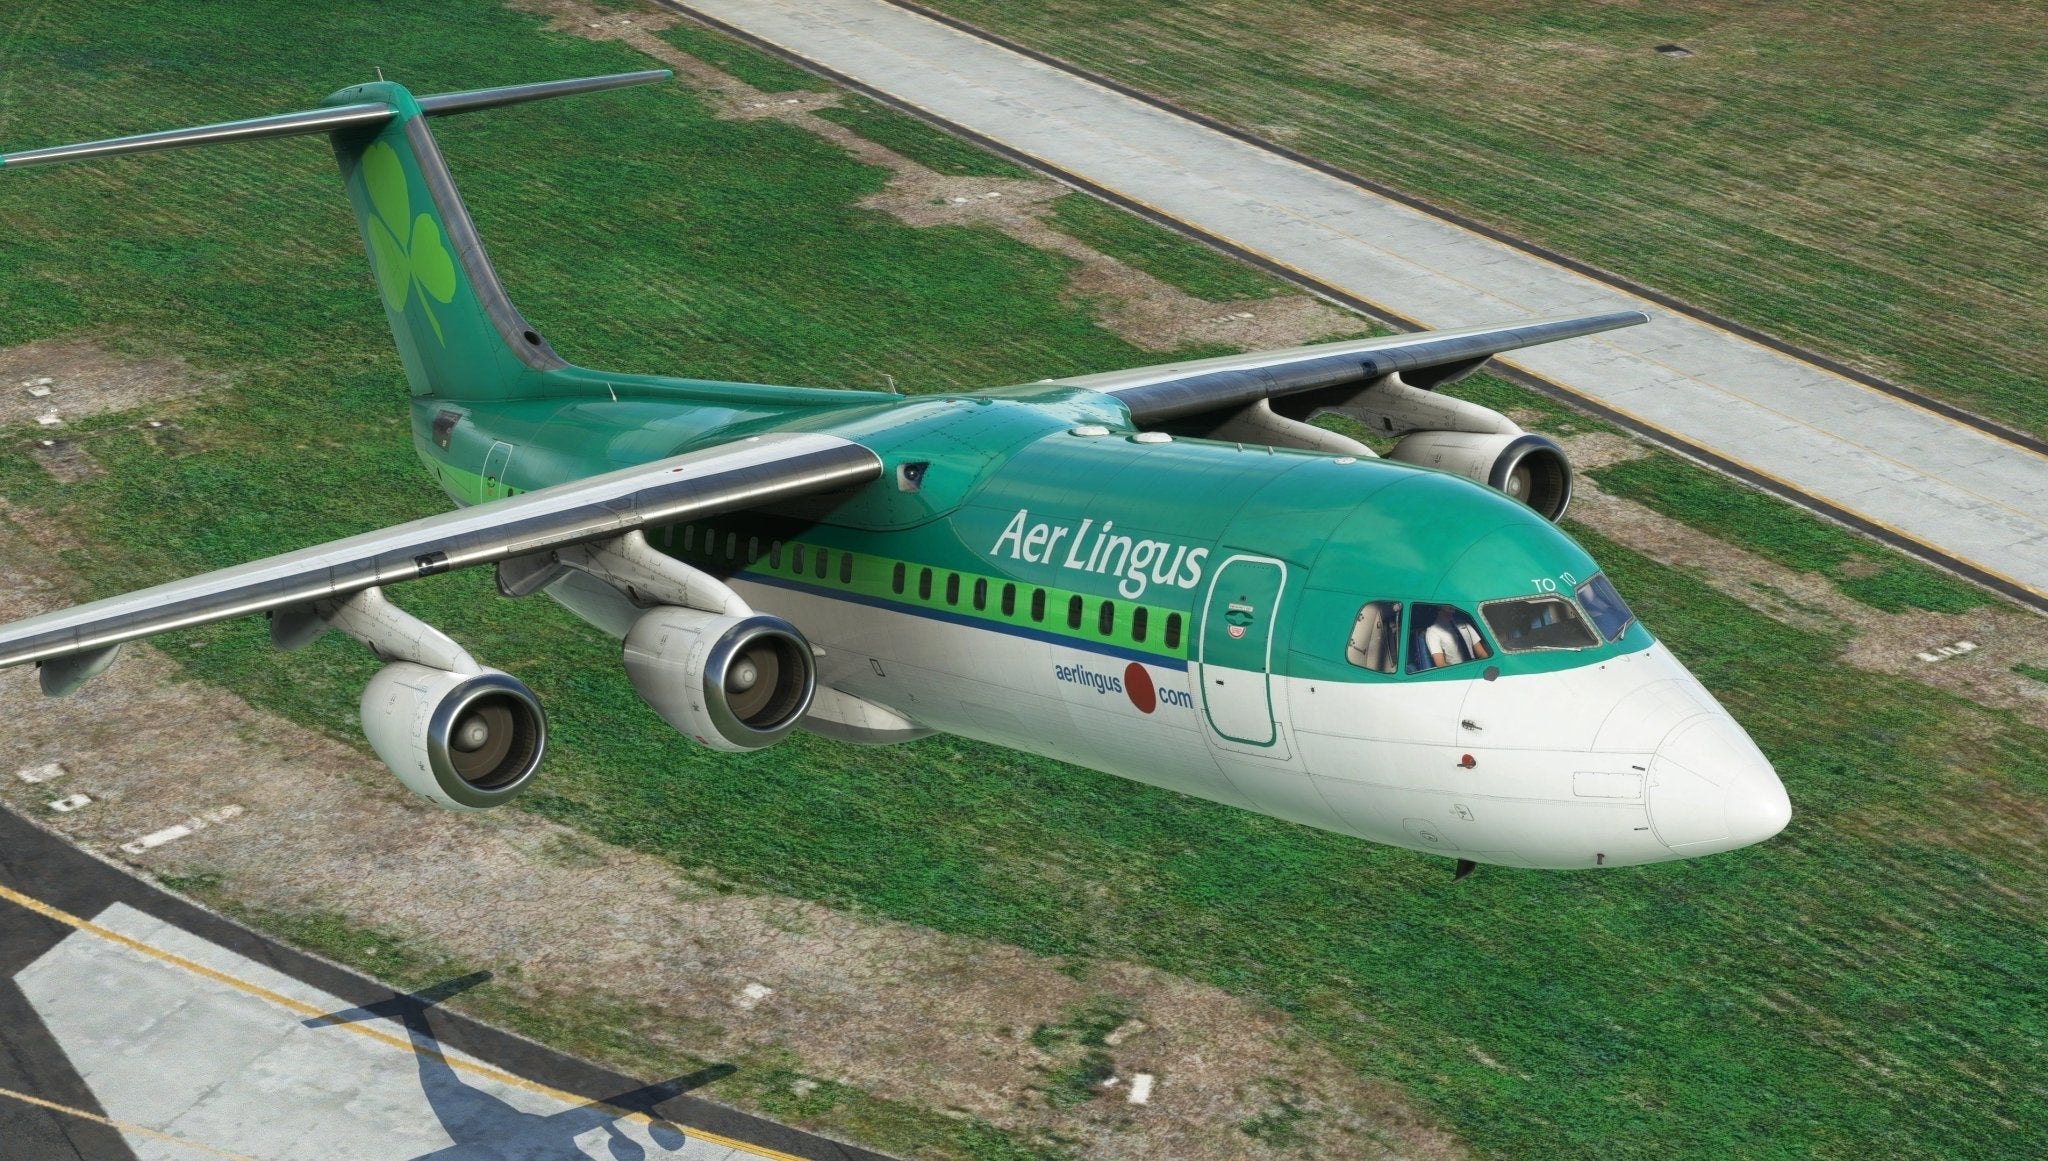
[1198,555,1288,755]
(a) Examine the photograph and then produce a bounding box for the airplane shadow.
[305,972,734,1160]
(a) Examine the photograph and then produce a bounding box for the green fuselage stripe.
[655,520,1192,666]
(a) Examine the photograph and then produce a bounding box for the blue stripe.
[745,573,1192,671]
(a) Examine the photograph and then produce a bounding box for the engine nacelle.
[1388,430,1573,520]
[361,663,547,811]
[623,607,816,752]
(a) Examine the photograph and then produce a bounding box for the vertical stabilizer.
[323,81,567,401]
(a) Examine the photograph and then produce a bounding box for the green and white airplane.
[0,71,1789,872]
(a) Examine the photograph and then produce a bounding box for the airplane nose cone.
[1646,714,1790,855]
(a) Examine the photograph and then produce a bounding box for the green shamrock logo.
[361,142,457,343]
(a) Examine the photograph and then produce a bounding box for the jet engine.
[1388,430,1573,521]
[623,606,817,751]
[360,663,547,811]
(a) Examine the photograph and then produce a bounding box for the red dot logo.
[1124,662,1156,714]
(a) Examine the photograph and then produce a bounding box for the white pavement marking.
[676,0,2048,603]
[119,805,245,855]
[48,793,91,812]
[13,903,741,1160]
[15,761,66,783]
[1127,1073,1153,1104]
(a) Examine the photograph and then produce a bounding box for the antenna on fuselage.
[1453,858,1476,881]
[883,373,898,395]
[375,66,385,82]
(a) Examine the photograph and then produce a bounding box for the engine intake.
[1388,430,1572,521]
[623,607,816,751]
[361,663,547,811]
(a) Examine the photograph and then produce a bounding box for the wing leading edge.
[1051,311,1650,424]
[0,433,880,673]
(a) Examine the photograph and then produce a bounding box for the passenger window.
[840,553,853,585]
[747,536,759,563]
[770,540,782,569]
[814,549,828,579]
[1097,601,1115,635]
[1067,595,1084,630]
[1408,604,1492,674]
[1132,606,1148,643]
[682,525,695,552]
[1576,574,1635,642]
[918,568,933,600]
[1001,583,1016,617]
[1165,612,1183,650]
[1346,600,1403,674]
[1481,596,1600,653]
[945,573,961,605]
[892,561,906,594]
[1030,589,1046,622]
[973,578,988,611]
[725,532,738,561]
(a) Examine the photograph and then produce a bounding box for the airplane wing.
[1047,311,1650,424]
[0,432,880,681]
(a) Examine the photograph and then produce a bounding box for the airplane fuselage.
[423,384,1790,871]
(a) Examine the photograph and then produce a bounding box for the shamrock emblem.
[361,142,457,343]
[1225,601,1256,640]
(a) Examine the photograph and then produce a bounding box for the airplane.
[0,69,1790,873]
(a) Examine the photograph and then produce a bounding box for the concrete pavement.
[0,808,889,1161]
[666,0,2048,611]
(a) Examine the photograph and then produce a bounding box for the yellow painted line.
[0,1083,259,1160]
[0,882,808,1161]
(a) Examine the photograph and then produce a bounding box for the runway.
[0,807,889,1161]
[661,0,2048,613]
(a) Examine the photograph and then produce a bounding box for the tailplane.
[1,70,668,402]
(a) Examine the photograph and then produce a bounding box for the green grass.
[656,23,832,93]
[1591,452,2001,614]
[6,3,2048,1159]
[1046,193,1285,301]
[2015,664,2048,686]
[913,0,2048,438]
[815,94,1036,179]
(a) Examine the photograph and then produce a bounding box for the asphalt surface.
[662,0,2048,614]
[0,806,892,1161]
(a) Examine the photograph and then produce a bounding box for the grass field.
[911,0,2048,439]
[3,2,2048,1158]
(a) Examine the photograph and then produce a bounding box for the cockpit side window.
[1576,573,1636,642]
[1408,603,1491,673]
[1481,595,1600,652]
[1346,600,1403,674]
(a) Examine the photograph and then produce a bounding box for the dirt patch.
[1559,435,2048,730]
[520,0,1361,353]
[0,501,1465,1160]
[0,336,213,432]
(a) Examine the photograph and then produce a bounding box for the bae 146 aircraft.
[0,70,1790,873]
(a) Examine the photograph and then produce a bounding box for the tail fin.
[1,71,668,402]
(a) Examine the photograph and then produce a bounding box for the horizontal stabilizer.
[0,69,670,169]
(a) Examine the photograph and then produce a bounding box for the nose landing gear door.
[1198,555,1290,759]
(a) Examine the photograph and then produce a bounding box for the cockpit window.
[1576,573,1636,642]
[1346,600,1403,674]
[1481,595,1600,652]
[1408,603,1492,673]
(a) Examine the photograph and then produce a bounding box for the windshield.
[1575,574,1636,641]
[1481,595,1600,652]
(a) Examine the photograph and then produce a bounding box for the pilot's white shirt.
[1423,620,1484,664]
